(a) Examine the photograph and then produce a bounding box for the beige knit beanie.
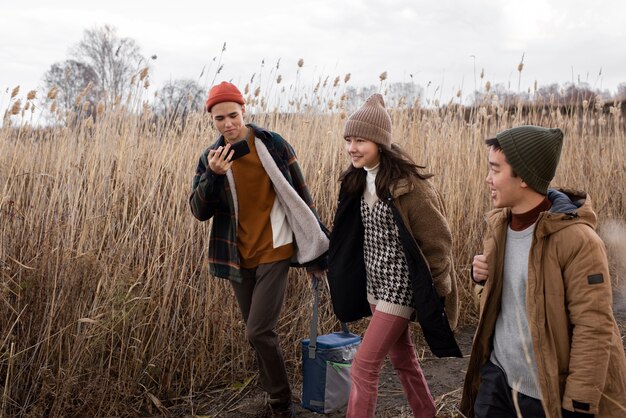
[343,93,392,149]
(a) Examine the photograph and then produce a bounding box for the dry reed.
[1,74,625,417]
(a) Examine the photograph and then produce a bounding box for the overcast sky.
[1,0,625,105]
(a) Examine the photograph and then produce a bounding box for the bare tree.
[561,82,597,105]
[43,59,100,116]
[469,82,527,107]
[153,79,206,126]
[385,82,424,108]
[71,24,146,102]
[536,83,561,100]
[344,83,423,112]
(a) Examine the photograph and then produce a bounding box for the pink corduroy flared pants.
[346,305,436,418]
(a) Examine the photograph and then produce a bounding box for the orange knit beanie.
[205,82,244,112]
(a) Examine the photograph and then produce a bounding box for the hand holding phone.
[229,139,250,161]
[208,140,250,175]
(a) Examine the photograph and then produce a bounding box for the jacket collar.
[390,178,413,199]
[486,188,597,238]
[247,123,273,140]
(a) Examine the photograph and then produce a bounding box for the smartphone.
[228,140,250,161]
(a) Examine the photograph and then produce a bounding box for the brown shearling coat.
[391,176,459,330]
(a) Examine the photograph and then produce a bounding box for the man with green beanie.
[460,125,626,417]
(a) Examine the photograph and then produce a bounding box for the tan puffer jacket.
[461,189,626,417]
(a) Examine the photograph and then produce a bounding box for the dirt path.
[206,326,475,418]
[199,290,626,418]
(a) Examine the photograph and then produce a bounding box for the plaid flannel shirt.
[190,124,328,282]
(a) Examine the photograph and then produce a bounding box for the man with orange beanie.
[190,82,328,417]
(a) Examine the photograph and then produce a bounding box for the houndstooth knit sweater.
[361,165,414,319]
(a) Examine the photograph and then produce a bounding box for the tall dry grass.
[1,77,625,416]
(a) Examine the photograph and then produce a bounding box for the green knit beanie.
[496,125,564,195]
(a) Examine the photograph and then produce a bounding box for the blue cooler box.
[301,331,361,413]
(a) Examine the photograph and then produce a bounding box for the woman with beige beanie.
[326,93,461,418]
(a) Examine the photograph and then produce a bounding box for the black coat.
[327,185,461,358]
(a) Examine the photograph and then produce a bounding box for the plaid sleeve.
[189,149,225,221]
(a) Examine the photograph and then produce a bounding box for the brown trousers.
[231,258,292,403]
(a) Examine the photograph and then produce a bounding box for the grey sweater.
[491,225,542,399]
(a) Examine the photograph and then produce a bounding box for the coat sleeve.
[189,149,226,221]
[559,224,613,415]
[401,179,453,297]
